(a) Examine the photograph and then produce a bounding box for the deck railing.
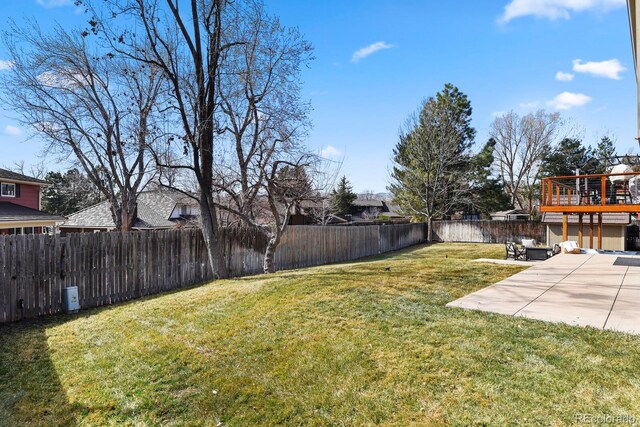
[540,172,640,213]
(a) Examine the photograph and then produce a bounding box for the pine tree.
[388,83,475,240]
[42,169,102,216]
[468,138,512,216]
[331,176,357,217]
[540,138,597,177]
[593,136,617,174]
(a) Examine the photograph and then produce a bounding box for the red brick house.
[0,168,65,235]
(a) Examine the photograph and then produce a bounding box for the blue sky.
[0,0,637,193]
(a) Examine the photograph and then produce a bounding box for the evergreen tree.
[540,138,597,177]
[388,83,475,240]
[331,176,357,217]
[468,138,512,217]
[42,169,102,216]
[593,136,617,174]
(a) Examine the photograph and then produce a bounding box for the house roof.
[0,202,66,222]
[0,168,49,185]
[541,212,631,225]
[62,190,196,229]
[352,198,384,207]
[384,203,409,218]
[491,209,529,217]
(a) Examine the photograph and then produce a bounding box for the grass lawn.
[2,243,640,426]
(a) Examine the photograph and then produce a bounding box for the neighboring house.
[490,209,530,221]
[60,190,200,233]
[376,203,407,220]
[281,197,409,225]
[351,199,385,220]
[351,198,410,221]
[286,199,334,225]
[542,212,631,251]
[0,168,65,235]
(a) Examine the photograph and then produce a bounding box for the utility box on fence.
[63,286,80,313]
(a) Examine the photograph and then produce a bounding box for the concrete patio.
[447,253,640,335]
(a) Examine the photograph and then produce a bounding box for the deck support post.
[562,214,568,241]
[578,214,583,248]
[597,213,603,250]
[589,215,594,249]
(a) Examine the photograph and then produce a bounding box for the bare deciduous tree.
[490,110,563,211]
[3,160,47,180]
[207,2,315,273]
[87,0,244,277]
[1,22,162,230]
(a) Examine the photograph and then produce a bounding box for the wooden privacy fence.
[431,220,546,245]
[0,229,212,324]
[0,223,424,323]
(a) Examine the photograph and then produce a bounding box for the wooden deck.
[540,171,640,249]
[540,171,640,214]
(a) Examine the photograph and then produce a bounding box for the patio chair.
[551,244,561,256]
[505,242,526,260]
[559,240,581,254]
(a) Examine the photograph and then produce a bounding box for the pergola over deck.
[540,171,640,249]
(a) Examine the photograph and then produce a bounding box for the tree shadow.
[0,319,91,425]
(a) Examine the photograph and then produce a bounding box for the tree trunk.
[199,193,228,279]
[426,216,433,242]
[263,231,280,274]
[108,191,139,232]
[120,195,138,231]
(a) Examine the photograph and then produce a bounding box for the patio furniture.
[610,165,634,204]
[522,239,537,248]
[505,242,526,260]
[552,243,561,256]
[559,240,581,254]
[525,247,551,261]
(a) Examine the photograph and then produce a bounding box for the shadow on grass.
[0,319,92,425]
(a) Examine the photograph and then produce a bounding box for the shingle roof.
[382,203,408,218]
[542,212,631,225]
[491,209,529,217]
[62,190,195,229]
[0,202,66,222]
[352,199,384,207]
[0,168,49,185]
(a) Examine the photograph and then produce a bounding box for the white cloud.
[37,70,88,89]
[555,71,574,81]
[3,125,23,137]
[351,41,394,63]
[519,101,540,109]
[498,0,625,23]
[0,60,14,71]
[36,0,73,7]
[572,58,626,80]
[320,145,341,159]
[491,111,507,118]
[547,91,591,110]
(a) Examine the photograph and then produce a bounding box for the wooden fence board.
[431,220,546,245]
[0,223,424,323]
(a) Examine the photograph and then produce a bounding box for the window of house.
[180,205,189,215]
[1,183,16,197]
